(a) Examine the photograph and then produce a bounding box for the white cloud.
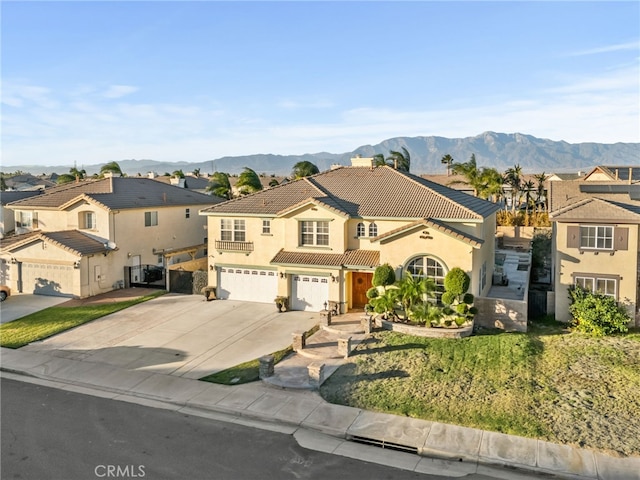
[102,85,139,99]
[568,40,640,57]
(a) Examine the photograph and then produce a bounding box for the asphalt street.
[1,378,502,480]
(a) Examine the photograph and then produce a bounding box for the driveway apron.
[21,294,320,379]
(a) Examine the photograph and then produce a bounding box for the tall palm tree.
[504,164,523,212]
[70,166,86,181]
[192,168,200,177]
[522,180,535,211]
[440,154,454,176]
[172,169,185,179]
[387,147,410,172]
[449,154,504,201]
[291,161,319,179]
[206,172,232,200]
[100,161,123,177]
[236,167,263,195]
[533,172,547,211]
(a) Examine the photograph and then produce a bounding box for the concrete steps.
[261,313,368,390]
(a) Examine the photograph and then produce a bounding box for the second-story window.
[221,219,246,241]
[301,221,329,246]
[368,222,378,237]
[17,211,36,229]
[580,226,613,250]
[185,208,190,219]
[262,219,271,234]
[84,212,96,229]
[356,222,365,237]
[145,211,158,227]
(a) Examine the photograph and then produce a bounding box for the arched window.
[356,222,365,237]
[368,222,378,237]
[405,255,446,303]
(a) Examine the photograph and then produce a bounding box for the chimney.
[350,156,375,168]
[170,177,186,188]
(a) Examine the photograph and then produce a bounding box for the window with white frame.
[406,255,447,303]
[221,219,246,241]
[368,222,378,237]
[300,221,329,246]
[17,211,34,229]
[575,275,617,298]
[144,211,158,227]
[580,226,613,250]
[356,222,365,237]
[262,219,271,234]
[83,211,96,230]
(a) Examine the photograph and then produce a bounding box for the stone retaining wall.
[379,318,473,338]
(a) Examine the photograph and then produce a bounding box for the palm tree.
[396,272,436,314]
[206,172,232,200]
[478,168,505,203]
[440,154,454,176]
[172,169,185,179]
[373,153,386,167]
[70,166,86,181]
[236,167,263,195]
[522,180,535,211]
[291,161,319,179]
[387,147,410,172]
[449,154,482,195]
[533,172,547,211]
[100,161,123,177]
[192,168,200,177]
[504,164,523,212]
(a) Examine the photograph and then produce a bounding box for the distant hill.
[4,132,638,177]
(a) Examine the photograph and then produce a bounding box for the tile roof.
[1,230,109,256]
[0,191,42,205]
[270,249,380,268]
[202,166,500,220]
[371,218,484,247]
[6,177,221,210]
[549,180,640,222]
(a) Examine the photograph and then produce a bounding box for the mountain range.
[5,132,639,177]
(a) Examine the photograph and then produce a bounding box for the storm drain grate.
[348,435,418,454]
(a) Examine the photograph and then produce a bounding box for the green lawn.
[0,291,165,349]
[320,321,640,456]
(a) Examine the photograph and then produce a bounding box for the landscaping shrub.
[366,287,379,299]
[568,285,630,336]
[444,268,470,296]
[372,263,396,287]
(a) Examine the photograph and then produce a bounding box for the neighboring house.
[0,177,220,298]
[148,172,211,194]
[548,168,640,325]
[200,158,501,312]
[0,191,43,239]
[3,173,56,191]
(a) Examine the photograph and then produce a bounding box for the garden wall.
[379,319,473,338]
[474,296,528,332]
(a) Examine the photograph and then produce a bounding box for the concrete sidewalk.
[1,346,638,480]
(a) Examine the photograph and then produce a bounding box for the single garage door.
[22,262,74,297]
[291,275,329,312]
[217,267,277,303]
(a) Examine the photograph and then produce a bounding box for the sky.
[2,1,639,168]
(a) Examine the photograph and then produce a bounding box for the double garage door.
[217,268,329,312]
[291,275,329,312]
[217,267,278,304]
[22,262,74,297]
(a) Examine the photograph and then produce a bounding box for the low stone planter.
[379,318,473,339]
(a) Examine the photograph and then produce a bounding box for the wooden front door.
[352,272,373,309]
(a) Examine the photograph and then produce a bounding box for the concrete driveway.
[1,294,69,324]
[21,294,320,380]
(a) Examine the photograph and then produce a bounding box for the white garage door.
[291,275,329,312]
[22,262,74,297]
[217,267,278,303]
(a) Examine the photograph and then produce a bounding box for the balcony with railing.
[215,240,254,253]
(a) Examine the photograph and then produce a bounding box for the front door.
[352,272,373,309]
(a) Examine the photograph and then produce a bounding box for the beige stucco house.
[200,159,502,312]
[549,166,640,325]
[0,176,219,298]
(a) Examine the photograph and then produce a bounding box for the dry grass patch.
[320,325,640,456]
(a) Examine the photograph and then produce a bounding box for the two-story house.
[549,166,640,325]
[0,176,219,298]
[200,158,502,312]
